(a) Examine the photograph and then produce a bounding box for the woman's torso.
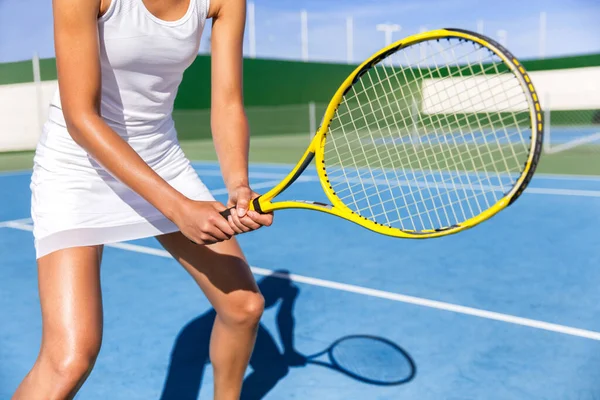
[38,0,210,176]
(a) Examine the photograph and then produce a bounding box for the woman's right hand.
[173,199,236,245]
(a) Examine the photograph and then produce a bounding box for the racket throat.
[279,151,315,193]
[294,200,333,209]
[252,196,264,213]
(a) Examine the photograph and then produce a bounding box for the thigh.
[156,233,260,310]
[37,245,104,359]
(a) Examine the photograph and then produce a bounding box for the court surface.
[1,160,600,399]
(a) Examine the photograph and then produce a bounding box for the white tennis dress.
[30,0,214,259]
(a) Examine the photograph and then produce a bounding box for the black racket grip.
[220,207,235,219]
[219,197,264,219]
[189,198,264,244]
[188,207,236,244]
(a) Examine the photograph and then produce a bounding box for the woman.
[13,0,272,398]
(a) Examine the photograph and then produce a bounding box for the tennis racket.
[223,28,544,238]
[304,335,415,386]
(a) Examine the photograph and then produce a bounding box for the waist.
[48,103,176,138]
[36,120,184,175]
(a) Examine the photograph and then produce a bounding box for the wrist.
[225,176,249,191]
[159,190,190,222]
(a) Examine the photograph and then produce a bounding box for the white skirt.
[30,121,215,259]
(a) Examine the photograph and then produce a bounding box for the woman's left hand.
[226,184,274,234]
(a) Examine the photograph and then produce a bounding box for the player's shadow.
[159,270,415,400]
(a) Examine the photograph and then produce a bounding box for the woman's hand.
[173,199,236,245]
[226,184,274,234]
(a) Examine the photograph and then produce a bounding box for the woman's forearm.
[211,104,250,190]
[67,114,187,221]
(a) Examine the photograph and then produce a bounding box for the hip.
[33,119,188,181]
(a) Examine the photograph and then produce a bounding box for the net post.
[32,52,44,139]
[309,102,317,140]
[476,19,484,34]
[497,29,508,47]
[376,24,401,66]
[539,12,547,59]
[476,20,484,62]
[248,2,256,58]
[346,16,354,64]
[419,26,427,60]
[300,10,309,62]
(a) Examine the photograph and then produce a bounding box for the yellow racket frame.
[246,28,543,239]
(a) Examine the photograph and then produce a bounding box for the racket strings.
[323,38,531,231]
[331,47,495,129]
[418,41,528,210]
[330,172,508,227]
[328,58,528,176]
[332,97,528,209]
[326,108,530,185]
[416,43,513,218]
[326,132,526,226]
[326,102,529,174]
[330,56,528,151]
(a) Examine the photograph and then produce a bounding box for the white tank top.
[47,0,210,137]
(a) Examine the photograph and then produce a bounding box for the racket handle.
[220,207,235,219]
[219,197,264,219]
[189,198,263,244]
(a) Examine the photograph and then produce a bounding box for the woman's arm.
[53,0,234,244]
[209,0,273,233]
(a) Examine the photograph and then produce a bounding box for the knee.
[43,337,101,385]
[219,292,265,328]
[54,353,98,384]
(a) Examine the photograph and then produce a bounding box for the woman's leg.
[157,233,264,400]
[12,245,104,400]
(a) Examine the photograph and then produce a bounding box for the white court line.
[0,180,293,229]
[192,160,600,182]
[193,161,295,170]
[1,221,33,231]
[197,169,600,198]
[209,180,284,196]
[526,188,600,197]
[199,169,302,180]
[533,173,600,182]
[3,220,600,342]
[3,165,599,198]
[196,169,318,183]
[0,218,33,228]
[1,161,600,182]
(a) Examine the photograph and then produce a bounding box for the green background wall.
[1,53,599,140]
[3,52,600,105]
[175,56,357,108]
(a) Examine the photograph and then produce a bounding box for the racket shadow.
[159,270,416,400]
[305,334,417,386]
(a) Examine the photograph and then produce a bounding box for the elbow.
[63,110,99,146]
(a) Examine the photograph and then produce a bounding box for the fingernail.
[238,208,246,217]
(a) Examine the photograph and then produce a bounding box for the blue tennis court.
[2,161,600,399]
